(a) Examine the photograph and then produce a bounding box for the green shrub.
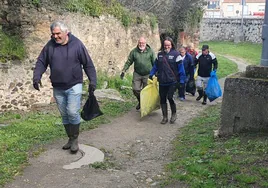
[28,0,40,7]
[66,0,104,17]
[121,12,132,28]
[149,14,158,30]
[65,0,154,28]
[0,28,25,63]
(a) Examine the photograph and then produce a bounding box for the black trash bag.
[186,80,196,96]
[81,94,103,121]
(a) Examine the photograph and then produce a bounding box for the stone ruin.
[0,62,54,112]
[219,65,268,136]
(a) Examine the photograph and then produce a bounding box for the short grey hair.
[50,21,68,33]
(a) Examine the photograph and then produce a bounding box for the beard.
[139,46,146,51]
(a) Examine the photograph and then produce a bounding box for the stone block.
[219,65,268,136]
[245,65,268,79]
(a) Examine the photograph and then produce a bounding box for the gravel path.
[5,55,247,188]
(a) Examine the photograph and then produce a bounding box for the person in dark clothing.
[33,21,97,154]
[195,44,218,105]
[178,47,194,100]
[149,37,185,124]
[120,37,156,110]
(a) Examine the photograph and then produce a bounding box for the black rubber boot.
[160,104,168,124]
[170,103,177,124]
[62,124,72,150]
[202,93,207,105]
[196,89,203,101]
[133,90,141,110]
[70,124,80,154]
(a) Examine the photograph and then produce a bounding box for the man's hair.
[50,21,69,33]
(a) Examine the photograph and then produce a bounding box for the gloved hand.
[120,72,125,80]
[149,75,153,80]
[88,84,96,95]
[33,80,41,91]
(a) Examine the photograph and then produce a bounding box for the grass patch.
[163,105,268,187]
[0,28,25,62]
[200,41,262,65]
[216,55,238,79]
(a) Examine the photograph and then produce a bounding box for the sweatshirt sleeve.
[33,45,49,83]
[122,50,134,72]
[150,59,158,76]
[210,52,218,71]
[176,55,186,84]
[79,43,97,86]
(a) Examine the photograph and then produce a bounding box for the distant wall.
[200,18,264,43]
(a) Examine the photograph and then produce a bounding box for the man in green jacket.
[120,37,156,110]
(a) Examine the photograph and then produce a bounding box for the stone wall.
[219,66,268,136]
[200,18,263,43]
[0,2,161,112]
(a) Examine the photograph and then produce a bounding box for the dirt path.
[5,56,247,188]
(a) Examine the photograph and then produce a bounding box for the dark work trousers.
[178,74,190,99]
[178,82,186,99]
[159,84,177,105]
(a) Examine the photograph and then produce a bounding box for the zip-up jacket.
[33,33,96,90]
[195,51,218,77]
[182,52,194,80]
[123,44,156,76]
[150,49,186,85]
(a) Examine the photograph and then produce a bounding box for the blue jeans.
[53,83,82,125]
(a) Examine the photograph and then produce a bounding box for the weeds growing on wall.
[149,14,158,30]
[65,0,156,28]
[28,0,41,7]
[0,28,25,63]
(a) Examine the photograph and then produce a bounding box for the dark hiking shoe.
[202,101,207,105]
[62,138,72,150]
[196,96,202,101]
[170,113,177,124]
[70,138,79,154]
[136,103,140,110]
[161,117,168,124]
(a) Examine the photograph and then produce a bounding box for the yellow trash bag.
[194,65,198,80]
[140,77,160,118]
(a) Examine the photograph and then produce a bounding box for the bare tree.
[117,0,205,43]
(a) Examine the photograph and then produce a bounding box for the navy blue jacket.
[150,49,186,86]
[182,52,194,80]
[33,33,96,90]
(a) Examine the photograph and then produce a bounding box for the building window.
[227,5,234,12]
[258,5,265,12]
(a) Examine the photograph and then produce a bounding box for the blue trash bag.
[205,71,222,102]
